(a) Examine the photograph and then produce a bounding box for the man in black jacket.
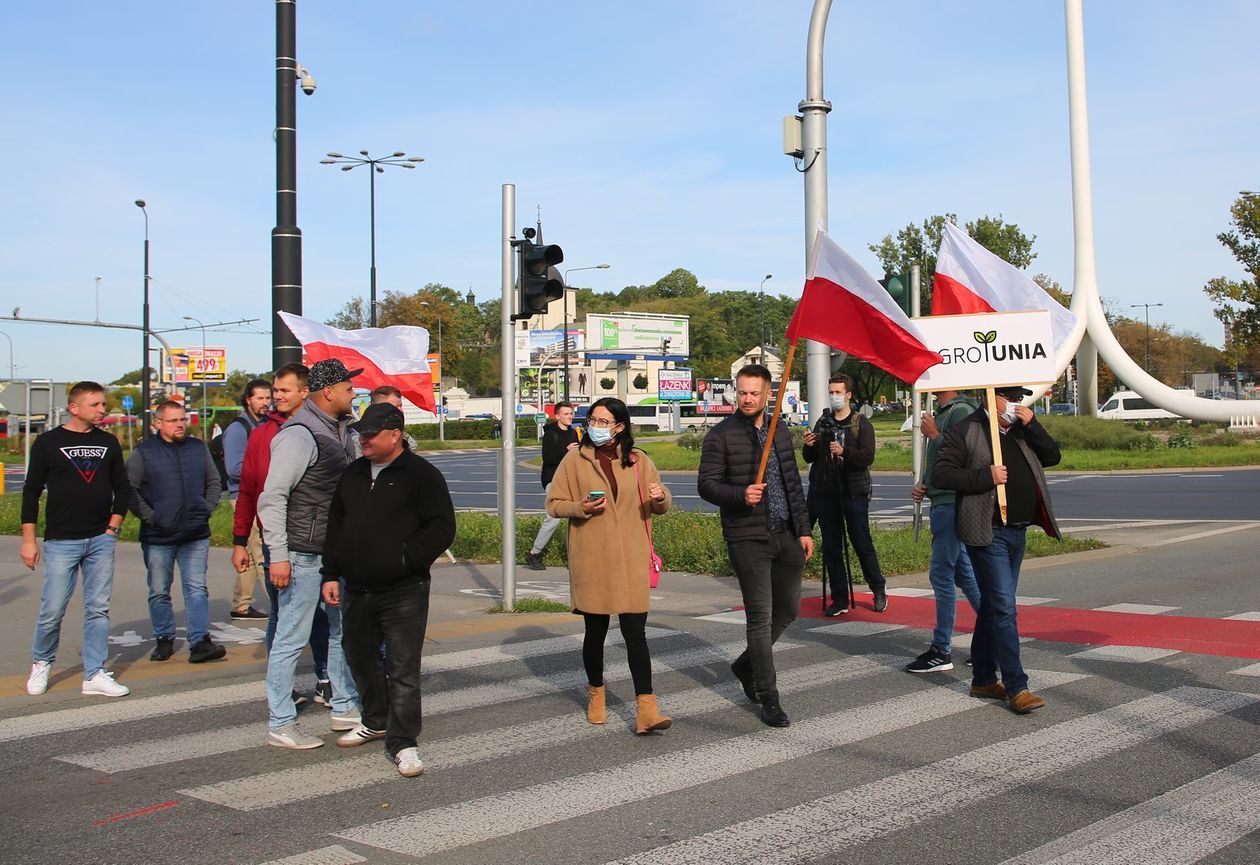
[525,401,579,570]
[802,373,887,616]
[698,364,813,728]
[321,403,456,777]
[934,386,1062,716]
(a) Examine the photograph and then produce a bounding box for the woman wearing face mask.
[802,372,887,615]
[546,397,673,734]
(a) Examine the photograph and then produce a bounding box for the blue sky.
[1,1,1256,384]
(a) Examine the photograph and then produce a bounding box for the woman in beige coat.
[547,397,672,734]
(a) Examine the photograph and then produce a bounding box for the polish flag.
[787,229,943,383]
[934,222,1077,357]
[277,312,436,412]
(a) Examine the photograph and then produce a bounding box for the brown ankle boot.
[635,694,672,734]
[586,685,607,725]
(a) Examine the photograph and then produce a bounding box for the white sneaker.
[337,723,386,748]
[394,747,424,777]
[330,711,362,732]
[81,670,130,698]
[267,724,325,750]
[26,661,51,695]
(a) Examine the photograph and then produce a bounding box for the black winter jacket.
[539,422,580,488]
[698,410,810,542]
[802,409,875,506]
[321,448,457,591]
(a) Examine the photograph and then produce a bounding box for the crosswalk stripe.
[601,685,1257,865]
[55,639,797,773]
[999,753,1260,865]
[255,845,365,865]
[180,654,898,811]
[334,669,1087,857]
[20,629,678,747]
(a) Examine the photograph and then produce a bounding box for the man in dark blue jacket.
[127,400,225,663]
[321,403,456,777]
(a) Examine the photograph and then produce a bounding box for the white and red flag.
[933,222,1077,357]
[786,229,943,383]
[277,312,436,412]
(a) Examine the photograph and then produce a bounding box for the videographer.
[802,373,888,615]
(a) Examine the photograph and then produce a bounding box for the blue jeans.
[262,544,330,679]
[32,534,117,680]
[265,551,358,729]
[928,503,981,654]
[967,526,1028,694]
[142,538,211,645]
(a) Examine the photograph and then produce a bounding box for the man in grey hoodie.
[258,359,363,749]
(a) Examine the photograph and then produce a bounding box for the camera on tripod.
[813,412,846,449]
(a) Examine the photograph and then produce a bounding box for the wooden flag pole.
[755,339,799,485]
[984,386,1008,525]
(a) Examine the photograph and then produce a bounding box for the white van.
[1097,390,1183,421]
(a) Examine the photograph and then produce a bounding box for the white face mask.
[828,394,848,412]
[588,426,614,445]
[1001,403,1019,424]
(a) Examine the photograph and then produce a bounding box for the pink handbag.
[632,455,663,588]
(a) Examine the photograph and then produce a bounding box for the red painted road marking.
[93,801,179,826]
[791,593,1260,659]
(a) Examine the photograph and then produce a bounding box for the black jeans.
[582,612,652,695]
[727,529,805,701]
[341,579,430,757]
[813,496,886,592]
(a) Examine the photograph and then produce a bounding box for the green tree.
[1203,193,1260,350]
[868,214,1038,313]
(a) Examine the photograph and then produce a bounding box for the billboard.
[514,328,585,369]
[695,378,735,414]
[586,314,689,356]
[658,368,693,401]
[164,347,228,385]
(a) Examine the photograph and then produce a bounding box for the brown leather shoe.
[1007,689,1046,714]
[635,694,672,734]
[586,685,607,725]
[970,681,1007,700]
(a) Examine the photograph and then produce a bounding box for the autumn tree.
[1203,193,1260,351]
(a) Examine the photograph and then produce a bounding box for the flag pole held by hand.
[984,386,1008,525]
[755,339,798,485]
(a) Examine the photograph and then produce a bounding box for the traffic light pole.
[800,0,833,428]
[500,183,517,612]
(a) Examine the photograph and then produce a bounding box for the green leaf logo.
[985,330,997,344]
[973,331,986,344]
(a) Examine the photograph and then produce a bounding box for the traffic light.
[516,239,565,318]
[878,272,913,316]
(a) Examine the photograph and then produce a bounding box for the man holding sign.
[933,385,1061,715]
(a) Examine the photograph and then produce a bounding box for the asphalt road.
[423,447,1260,523]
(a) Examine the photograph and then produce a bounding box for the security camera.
[300,73,317,95]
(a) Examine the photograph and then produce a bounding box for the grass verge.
[486,598,571,613]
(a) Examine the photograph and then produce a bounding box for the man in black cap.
[258,358,364,749]
[321,402,456,777]
[934,385,1062,715]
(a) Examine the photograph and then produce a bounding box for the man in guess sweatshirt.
[21,381,131,698]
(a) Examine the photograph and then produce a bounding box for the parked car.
[1049,403,1077,416]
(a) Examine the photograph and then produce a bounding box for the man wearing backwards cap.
[933,385,1062,715]
[320,402,455,777]
[258,358,364,749]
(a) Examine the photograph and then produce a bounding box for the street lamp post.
[182,315,208,432]
[419,300,444,442]
[1129,302,1163,373]
[561,264,610,402]
[321,151,425,327]
[758,274,773,363]
[0,330,13,379]
[135,200,151,439]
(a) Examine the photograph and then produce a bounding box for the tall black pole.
[562,287,569,402]
[272,0,303,369]
[136,201,151,441]
[369,165,378,327]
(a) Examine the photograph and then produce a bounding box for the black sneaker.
[292,690,309,707]
[873,592,889,613]
[189,638,227,664]
[965,657,974,667]
[524,552,546,571]
[906,648,954,674]
[232,607,268,621]
[823,599,849,617]
[314,679,333,707]
[150,636,175,662]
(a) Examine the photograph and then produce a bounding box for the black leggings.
[583,612,652,695]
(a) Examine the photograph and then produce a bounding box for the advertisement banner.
[586,314,689,355]
[514,328,584,369]
[695,378,735,413]
[912,310,1055,391]
[657,368,693,401]
[166,347,228,385]
[565,365,595,404]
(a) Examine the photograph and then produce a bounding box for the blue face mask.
[588,426,614,445]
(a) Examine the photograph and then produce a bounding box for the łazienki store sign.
[912,310,1056,391]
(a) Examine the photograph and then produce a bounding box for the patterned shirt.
[756,422,790,524]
